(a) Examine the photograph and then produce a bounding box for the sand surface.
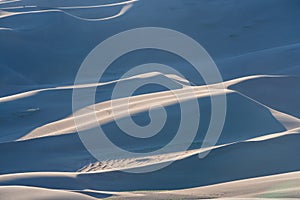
[1,0,300,199]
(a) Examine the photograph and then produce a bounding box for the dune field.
[0,0,300,199]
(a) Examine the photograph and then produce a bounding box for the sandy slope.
[229,75,300,118]
[1,129,300,199]
[1,0,300,199]
[0,186,102,200]
[110,171,300,199]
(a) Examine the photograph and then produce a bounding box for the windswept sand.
[0,0,300,199]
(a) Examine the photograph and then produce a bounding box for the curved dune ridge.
[7,74,299,142]
[0,0,136,21]
[1,0,300,199]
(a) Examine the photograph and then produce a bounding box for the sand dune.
[1,130,300,198]
[0,185,102,200]
[229,75,300,118]
[1,74,296,145]
[119,171,300,199]
[1,0,300,199]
